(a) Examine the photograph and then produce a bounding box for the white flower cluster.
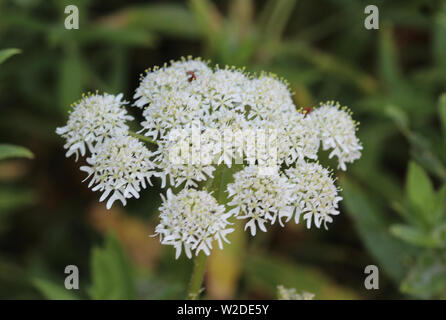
[56,93,133,160]
[155,188,234,259]
[80,135,156,209]
[309,101,362,170]
[226,162,342,235]
[284,162,342,230]
[227,166,294,236]
[57,57,363,259]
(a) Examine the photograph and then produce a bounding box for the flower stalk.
[187,252,208,300]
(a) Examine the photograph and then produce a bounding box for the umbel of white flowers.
[56,57,362,259]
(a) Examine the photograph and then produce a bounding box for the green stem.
[187,252,208,300]
[129,131,157,145]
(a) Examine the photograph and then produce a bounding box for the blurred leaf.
[341,177,410,282]
[88,233,136,300]
[378,25,403,89]
[0,48,21,64]
[100,4,201,39]
[189,0,222,37]
[48,26,156,47]
[88,205,161,269]
[189,0,225,60]
[244,252,357,299]
[385,106,446,181]
[406,161,435,224]
[58,44,83,111]
[408,133,446,182]
[33,278,79,300]
[434,185,446,222]
[281,41,378,94]
[400,251,446,299]
[0,188,36,212]
[385,105,409,130]
[261,0,297,41]
[0,144,34,160]
[439,93,446,137]
[434,3,446,75]
[390,224,439,248]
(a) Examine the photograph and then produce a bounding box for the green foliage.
[0,48,21,64]
[388,162,446,298]
[0,144,33,161]
[32,278,79,300]
[406,162,436,225]
[88,233,137,300]
[32,233,137,300]
[400,251,446,299]
[341,177,409,282]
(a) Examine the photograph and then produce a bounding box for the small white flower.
[154,122,218,188]
[227,165,294,236]
[155,188,234,259]
[309,101,362,170]
[273,112,320,165]
[80,135,156,209]
[133,57,212,109]
[283,162,342,229]
[277,285,315,300]
[246,74,295,122]
[56,93,133,160]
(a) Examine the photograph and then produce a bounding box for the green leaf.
[400,252,446,299]
[88,233,136,300]
[0,48,21,64]
[384,105,409,131]
[261,0,297,41]
[58,44,83,112]
[378,25,403,89]
[406,161,436,224]
[340,177,411,282]
[33,278,79,300]
[390,224,439,248]
[0,144,34,160]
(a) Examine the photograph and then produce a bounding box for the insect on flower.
[302,107,313,117]
[186,70,197,82]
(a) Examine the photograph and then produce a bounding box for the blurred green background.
[1,0,446,300]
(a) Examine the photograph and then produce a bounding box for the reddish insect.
[303,107,313,117]
[186,71,197,82]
